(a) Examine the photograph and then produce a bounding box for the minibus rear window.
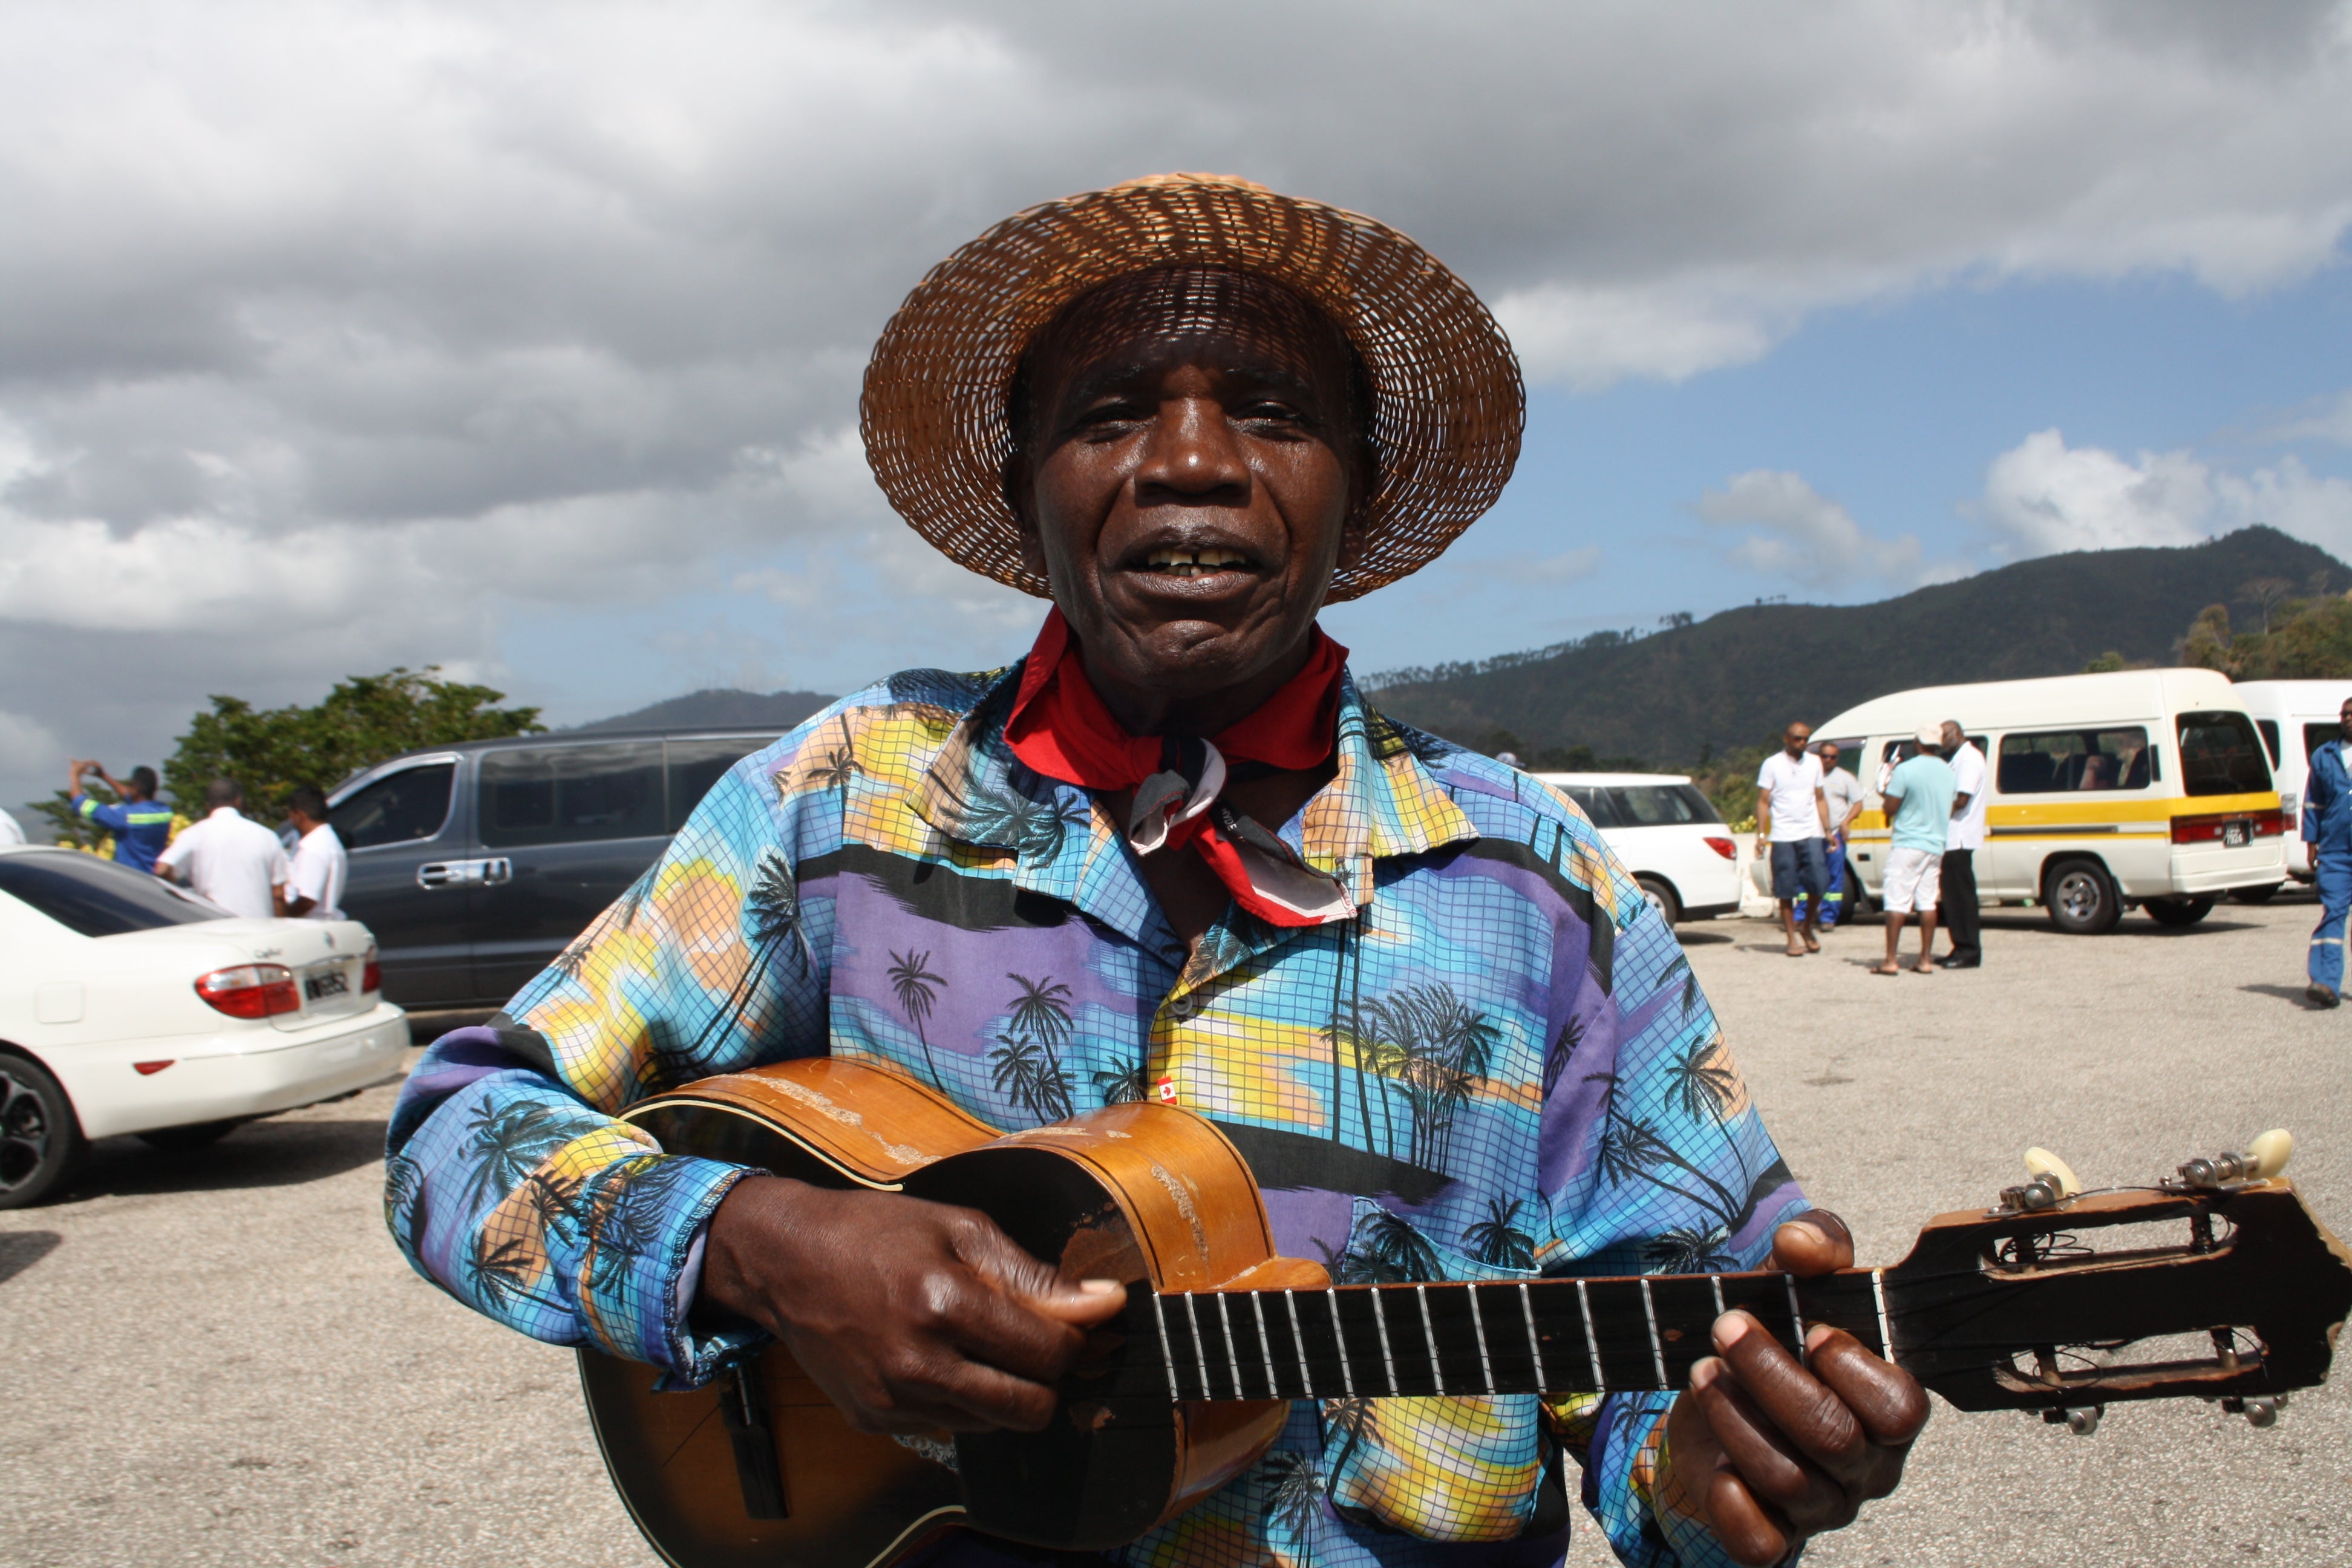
[2176,712,2274,798]
[1998,728,2152,792]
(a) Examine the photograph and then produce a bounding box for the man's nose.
[1134,396,1250,506]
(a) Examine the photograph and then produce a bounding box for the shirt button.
[1167,992,1202,1021]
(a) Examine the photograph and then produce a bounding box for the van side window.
[1997,728,2152,792]
[332,763,455,850]
[2304,724,2341,773]
[1609,785,1722,826]
[665,737,758,832]
[2256,719,2282,766]
[480,743,665,848]
[1563,786,1619,828]
[2175,712,2274,797]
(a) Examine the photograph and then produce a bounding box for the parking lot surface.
[4,900,2347,1567]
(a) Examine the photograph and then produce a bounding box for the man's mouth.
[1139,547,1255,578]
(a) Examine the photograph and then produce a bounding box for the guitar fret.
[1285,1290,1310,1399]
[1639,1278,1668,1390]
[1466,1284,1495,1393]
[1783,1275,1808,1367]
[1518,1281,1547,1391]
[1416,1286,1444,1394]
[1153,1293,1182,1400]
[1327,1290,1355,1397]
[1370,1289,1400,1394]
[1250,1292,1276,1399]
[1575,1279,1604,1391]
[1872,1269,1895,1358]
[1184,1292,1213,1397]
[1217,1293,1244,1399]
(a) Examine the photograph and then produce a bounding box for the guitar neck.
[1140,1270,1892,1402]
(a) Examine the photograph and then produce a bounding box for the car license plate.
[305,969,350,1001]
[2223,823,2249,848]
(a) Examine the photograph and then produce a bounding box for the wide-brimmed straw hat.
[860,173,1524,603]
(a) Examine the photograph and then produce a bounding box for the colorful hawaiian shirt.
[385,659,1809,1568]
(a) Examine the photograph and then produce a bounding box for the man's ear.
[1004,451,1048,581]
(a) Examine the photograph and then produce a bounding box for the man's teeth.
[1143,549,1250,577]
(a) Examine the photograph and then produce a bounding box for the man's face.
[2339,699,2351,739]
[1940,721,1963,752]
[1784,725,1811,757]
[1011,270,1367,707]
[1818,745,1840,772]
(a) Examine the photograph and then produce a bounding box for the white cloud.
[1695,469,1964,590]
[0,710,61,777]
[2260,391,2352,447]
[1979,428,2352,558]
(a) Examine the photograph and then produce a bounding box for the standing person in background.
[154,778,287,920]
[280,785,347,920]
[2301,694,2352,1008]
[1875,726,1961,976]
[1808,739,1867,930]
[67,760,175,872]
[1756,720,1832,956]
[1938,719,1986,969]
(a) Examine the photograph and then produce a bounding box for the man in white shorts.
[1875,725,1959,976]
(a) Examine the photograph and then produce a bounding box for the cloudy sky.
[6,0,2352,819]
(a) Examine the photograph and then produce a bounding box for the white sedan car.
[1535,772,1743,926]
[0,844,408,1207]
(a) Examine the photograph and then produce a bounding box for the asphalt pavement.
[4,897,2347,1567]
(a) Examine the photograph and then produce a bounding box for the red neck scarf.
[1003,607,1353,927]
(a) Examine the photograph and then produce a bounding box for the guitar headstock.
[1880,1132,2352,1436]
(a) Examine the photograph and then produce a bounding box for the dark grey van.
[325,730,774,1008]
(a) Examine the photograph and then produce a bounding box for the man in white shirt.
[1938,719,1987,969]
[1755,720,1832,956]
[281,784,347,920]
[154,778,289,921]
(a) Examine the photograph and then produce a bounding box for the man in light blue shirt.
[1873,727,1959,976]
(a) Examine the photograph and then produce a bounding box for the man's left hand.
[1662,1211,1929,1566]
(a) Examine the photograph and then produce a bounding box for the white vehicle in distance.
[1534,773,1742,925]
[0,844,408,1208]
[2233,680,2352,887]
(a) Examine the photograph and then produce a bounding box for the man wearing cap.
[68,759,175,872]
[385,175,1922,1568]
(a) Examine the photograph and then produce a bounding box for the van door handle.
[417,858,512,889]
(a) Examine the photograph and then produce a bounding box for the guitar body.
[577,1058,1325,1568]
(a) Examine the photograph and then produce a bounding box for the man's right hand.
[699,1175,1125,1436]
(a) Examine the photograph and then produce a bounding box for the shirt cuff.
[575,1153,763,1389]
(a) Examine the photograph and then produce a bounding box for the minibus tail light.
[195,963,300,1019]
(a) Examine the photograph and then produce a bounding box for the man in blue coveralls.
[67,759,175,872]
[2304,694,2352,1008]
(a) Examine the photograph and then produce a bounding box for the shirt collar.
[208,806,243,821]
[908,661,1479,931]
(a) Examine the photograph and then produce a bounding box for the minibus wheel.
[2044,859,2122,935]
[2145,897,2215,927]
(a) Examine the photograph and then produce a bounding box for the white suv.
[1534,773,1742,925]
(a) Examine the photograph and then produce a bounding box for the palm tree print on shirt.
[1462,1197,1537,1271]
[1091,1056,1152,1105]
[1328,1209,1442,1285]
[988,972,1076,1121]
[1333,982,1499,1171]
[461,1101,575,1215]
[1259,1449,1327,1557]
[657,849,812,1087]
[1584,1071,1744,1231]
[886,950,947,1089]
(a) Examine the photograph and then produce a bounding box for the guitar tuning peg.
[2041,1405,2102,1436]
[2178,1129,2293,1190]
[2002,1147,2082,1210]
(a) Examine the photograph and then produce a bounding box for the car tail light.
[195,963,299,1019]
[1702,835,1737,860]
[133,1060,175,1075]
[361,944,382,995]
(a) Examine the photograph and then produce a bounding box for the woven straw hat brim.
[860,174,1525,603]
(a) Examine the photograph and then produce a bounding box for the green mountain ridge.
[1368,526,2348,765]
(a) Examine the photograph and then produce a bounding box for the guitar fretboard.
[1139,1270,1893,1402]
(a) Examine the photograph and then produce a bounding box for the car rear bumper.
[59,1003,411,1139]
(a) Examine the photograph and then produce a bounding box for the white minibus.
[2233,680,2352,884]
[1815,668,2285,934]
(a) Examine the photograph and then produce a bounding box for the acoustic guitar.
[577,1058,2352,1568]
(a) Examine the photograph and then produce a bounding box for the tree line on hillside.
[28,667,543,847]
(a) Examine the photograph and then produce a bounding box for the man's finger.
[1687,1359,1830,1511]
[1805,1327,1932,1451]
[1768,1210,1854,1276]
[1702,1460,1794,1568]
[1711,1312,1870,1477]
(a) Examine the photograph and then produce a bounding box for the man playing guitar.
[387,174,1926,1567]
